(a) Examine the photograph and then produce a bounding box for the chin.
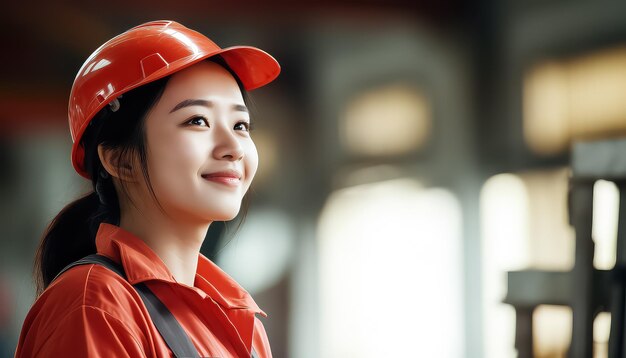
[206,206,242,222]
[212,213,240,222]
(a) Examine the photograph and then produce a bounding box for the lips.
[201,170,242,186]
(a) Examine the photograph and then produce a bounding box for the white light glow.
[481,173,529,358]
[592,180,619,270]
[318,179,464,357]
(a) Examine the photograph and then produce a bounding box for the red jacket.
[15,223,272,357]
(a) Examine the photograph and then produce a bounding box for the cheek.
[145,125,203,183]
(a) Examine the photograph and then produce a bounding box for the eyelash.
[186,116,209,127]
[235,121,253,132]
[185,116,252,132]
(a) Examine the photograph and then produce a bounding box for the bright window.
[318,178,464,357]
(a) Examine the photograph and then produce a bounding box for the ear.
[97,144,138,182]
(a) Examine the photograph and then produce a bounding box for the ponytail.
[34,149,120,296]
[33,192,108,295]
[33,169,120,296]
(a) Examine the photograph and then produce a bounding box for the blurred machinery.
[506,138,626,357]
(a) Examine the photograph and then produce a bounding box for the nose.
[212,125,244,161]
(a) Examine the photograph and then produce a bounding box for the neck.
[119,205,210,287]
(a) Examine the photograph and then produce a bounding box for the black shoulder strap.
[55,254,200,358]
[134,282,199,358]
[55,254,126,280]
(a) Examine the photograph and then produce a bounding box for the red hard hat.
[69,20,281,179]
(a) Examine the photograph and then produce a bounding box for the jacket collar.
[95,223,265,316]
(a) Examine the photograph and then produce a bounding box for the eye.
[186,116,209,127]
[234,121,252,132]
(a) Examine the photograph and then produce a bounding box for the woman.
[15,20,280,357]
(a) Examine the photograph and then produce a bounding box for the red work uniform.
[15,223,272,357]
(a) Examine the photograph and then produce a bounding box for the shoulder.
[16,264,154,357]
[26,263,149,335]
[16,264,153,357]
[50,263,137,311]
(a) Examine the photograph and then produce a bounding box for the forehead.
[158,61,244,106]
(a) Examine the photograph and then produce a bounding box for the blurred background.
[2,0,626,357]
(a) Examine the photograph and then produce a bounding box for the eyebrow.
[169,99,248,113]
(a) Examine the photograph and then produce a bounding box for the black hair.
[34,56,251,296]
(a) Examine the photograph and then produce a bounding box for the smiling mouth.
[201,173,241,186]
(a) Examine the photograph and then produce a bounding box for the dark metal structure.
[505,138,626,357]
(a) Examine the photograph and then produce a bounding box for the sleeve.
[16,305,147,358]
